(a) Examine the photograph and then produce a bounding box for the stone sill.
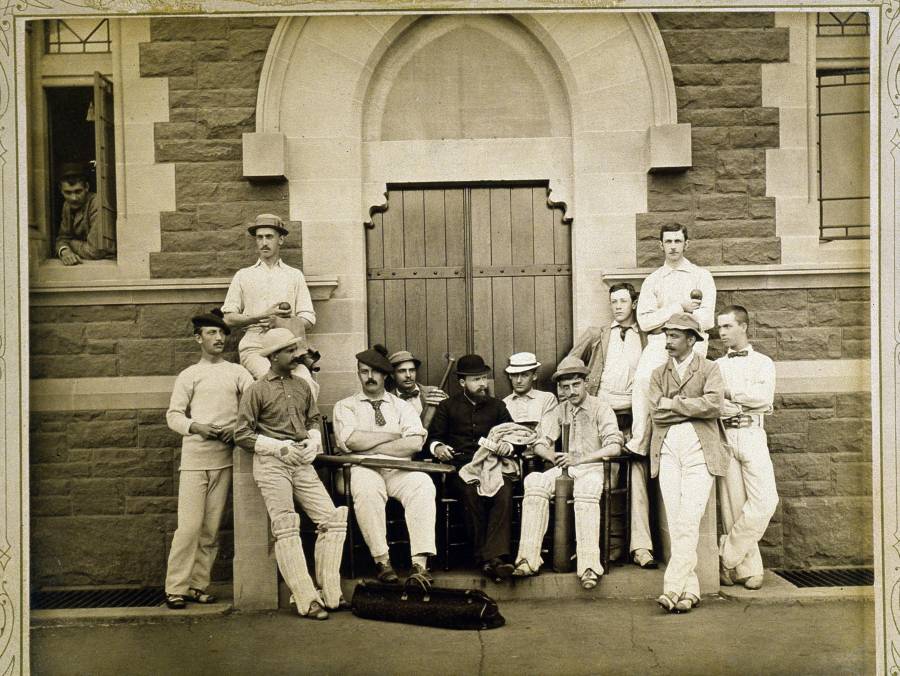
[29,276,340,306]
[29,359,871,413]
[603,263,870,290]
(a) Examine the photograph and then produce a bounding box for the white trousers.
[659,440,713,598]
[165,467,232,595]
[518,466,604,576]
[629,456,653,553]
[240,335,319,400]
[350,466,437,559]
[628,334,707,455]
[719,428,779,579]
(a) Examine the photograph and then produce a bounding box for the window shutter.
[92,71,116,250]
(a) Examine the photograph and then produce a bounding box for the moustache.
[365,379,377,385]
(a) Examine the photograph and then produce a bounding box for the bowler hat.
[247,213,289,237]
[505,352,541,374]
[259,327,307,357]
[388,350,421,369]
[663,313,705,341]
[455,354,491,377]
[191,307,230,335]
[356,345,394,375]
[552,356,590,383]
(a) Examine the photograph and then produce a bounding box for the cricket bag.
[350,576,505,630]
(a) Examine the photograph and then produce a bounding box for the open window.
[26,20,118,266]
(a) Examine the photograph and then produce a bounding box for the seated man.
[502,352,557,463]
[650,314,729,614]
[234,328,347,621]
[332,345,436,584]
[513,357,623,589]
[427,354,516,582]
[568,282,656,569]
[388,349,448,420]
[55,163,116,265]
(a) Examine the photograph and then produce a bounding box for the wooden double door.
[366,183,572,400]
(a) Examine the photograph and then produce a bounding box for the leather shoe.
[409,563,434,585]
[303,600,329,620]
[482,558,514,582]
[674,592,699,613]
[632,549,658,569]
[375,561,400,584]
[580,569,601,589]
[742,574,764,590]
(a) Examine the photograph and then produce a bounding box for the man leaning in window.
[55,163,116,265]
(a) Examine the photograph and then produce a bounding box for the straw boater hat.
[455,354,491,377]
[663,313,705,341]
[505,352,541,374]
[247,213,289,237]
[388,350,421,369]
[356,345,394,375]
[551,356,590,383]
[259,328,307,357]
[191,308,230,335]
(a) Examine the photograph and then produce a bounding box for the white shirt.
[503,388,558,430]
[662,353,702,453]
[637,257,716,336]
[599,322,643,411]
[222,258,316,332]
[166,360,255,470]
[715,345,776,419]
[332,390,426,460]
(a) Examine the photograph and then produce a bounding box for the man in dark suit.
[649,313,731,614]
[427,354,515,582]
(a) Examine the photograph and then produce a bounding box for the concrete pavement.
[31,596,873,675]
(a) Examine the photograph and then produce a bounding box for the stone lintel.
[603,264,869,290]
[648,123,692,172]
[242,131,286,181]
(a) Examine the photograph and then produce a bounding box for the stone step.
[328,564,665,604]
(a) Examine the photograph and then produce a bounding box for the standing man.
[649,314,730,614]
[628,225,716,459]
[222,213,319,396]
[568,282,656,569]
[55,163,116,264]
[388,350,448,419]
[502,352,557,431]
[333,345,437,584]
[164,309,254,609]
[234,328,347,620]
[513,357,623,589]
[426,355,516,582]
[715,305,779,591]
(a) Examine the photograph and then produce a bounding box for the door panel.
[367,184,571,400]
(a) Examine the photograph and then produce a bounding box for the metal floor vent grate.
[32,587,166,610]
[772,567,873,588]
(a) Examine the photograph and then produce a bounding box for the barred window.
[45,19,111,54]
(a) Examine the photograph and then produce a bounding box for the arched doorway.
[366,182,570,398]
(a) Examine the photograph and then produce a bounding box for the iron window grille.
[816,67,870,241]
[816,12,870,37]
[44,19,111,54]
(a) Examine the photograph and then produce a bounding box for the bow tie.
[397,388,420,400]
[727,350,749,358]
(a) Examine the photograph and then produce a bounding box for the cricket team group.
[163,212,779,619]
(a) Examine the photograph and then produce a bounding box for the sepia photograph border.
[1,0,892,673]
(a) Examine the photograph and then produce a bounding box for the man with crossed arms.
[715,305,779,591]
[333,345,437,585]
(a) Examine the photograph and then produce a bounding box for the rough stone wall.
[30,408,234,586]
[705,287,870,362]
[29,303,240,379]
[139,17,301,278]
[638,12,788,267]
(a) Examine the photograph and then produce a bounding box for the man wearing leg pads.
[513,356,623,589]
[234,327,347,620]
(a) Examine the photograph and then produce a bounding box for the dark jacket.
[425,392,513,468]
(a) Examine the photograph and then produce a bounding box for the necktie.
[727,350,749,358]
[367,399,386,426]
[618,325,629,341]
[397,388,420,401]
